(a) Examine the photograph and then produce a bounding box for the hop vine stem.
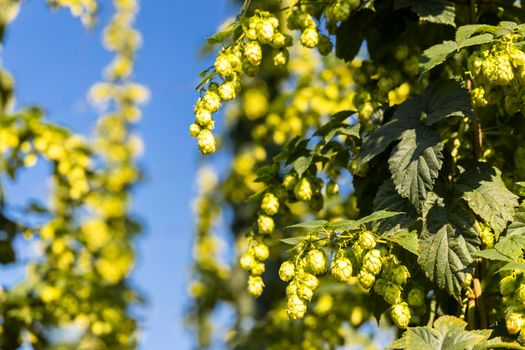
[465,0,488,331]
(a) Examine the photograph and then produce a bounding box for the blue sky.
[2,0,236,348]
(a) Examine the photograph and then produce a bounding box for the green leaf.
[286,220,328,229]
[497,262,525,273]
[358,119,406,166]
[394,0,455,26]
[280,236,308,245]
[373,179,418,234]
[420,41,458,73]
[474,248,512,262]
[386,230,419,256]
[455,24,488,43]
[335,10,374,62]
[455,165,518,236]
[355,210,404,225]
[292,155,312,177]
[418,201,480,299]
[389,126,444,212]
[390,316,491,350]
[419,80,473,124]
[457,33,494,49]
[493,206,525,260]
[314,110,357,142]
[206,22,240,45]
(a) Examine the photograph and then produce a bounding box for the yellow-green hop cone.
[383,282,402,305]
[257,214,275,234]
[279,261,295,282]
[283,173,297,189]
[407,287,425,307]
[357,269,375,289]
[325,1,351,22]
[286,281,298,296]
[301,273,319,290]
[300,27,319,48]
[251,261,265,275]
[189,123,200,138]
[256,20,275,44]
[330,257,353,282]
[195,108,213,127]
[306,249,328,275]
[214,53,233,77]
[253,241,269,261]
[203,91,221,113]
[374,278,387,295]
[298,285,314,301]
[510,48,525,67]
[471,87,488,108]
[500,274,516,296]
[391,264,410,285]
[287,294,307,320]
[363,249,382,275]
[294,177,313,201]
[197,130,216,155]
[247,275,265,297]
[391,302,411,328]
[296,12,315,29]
[244,41,263,66]
[261,192,279,216]
[239,252,256,271]
[317,34,334,56]
[242,59,260,77]
[507,312,524,335]
[273,50,289,67]
[358,230,376,250]
[218,81,236,101]
[272,32,292,49]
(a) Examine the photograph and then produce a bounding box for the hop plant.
[218,81,236,101]
[244,41,263,66]
[279,261,295,282]
[383,282,402,305]
[391,265,410,285]
[358,231,376,250]
[197,130,216,155]
[506,312,524,335]
[305,249,328,275]
[363,249,382,275]
[300,27,319,49]
[261,192,279,216]
[407,286,425,307]
[500,274,517,296]
[391,302,411,328]
[357,269,375,289]
[256,19,275,44]
[294,177,313,201]
[189,123,200,138]
[247,275,265,297]
[283,173,297,190]
[202,91,221,113]
[331,256,353,282]
[251,261,265,275]
[240,251,256,271]
[287,294,307,320]
[273,50,289,67]
[253,241,270,261]
[257,214,275,234]
[317,34,333,56]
